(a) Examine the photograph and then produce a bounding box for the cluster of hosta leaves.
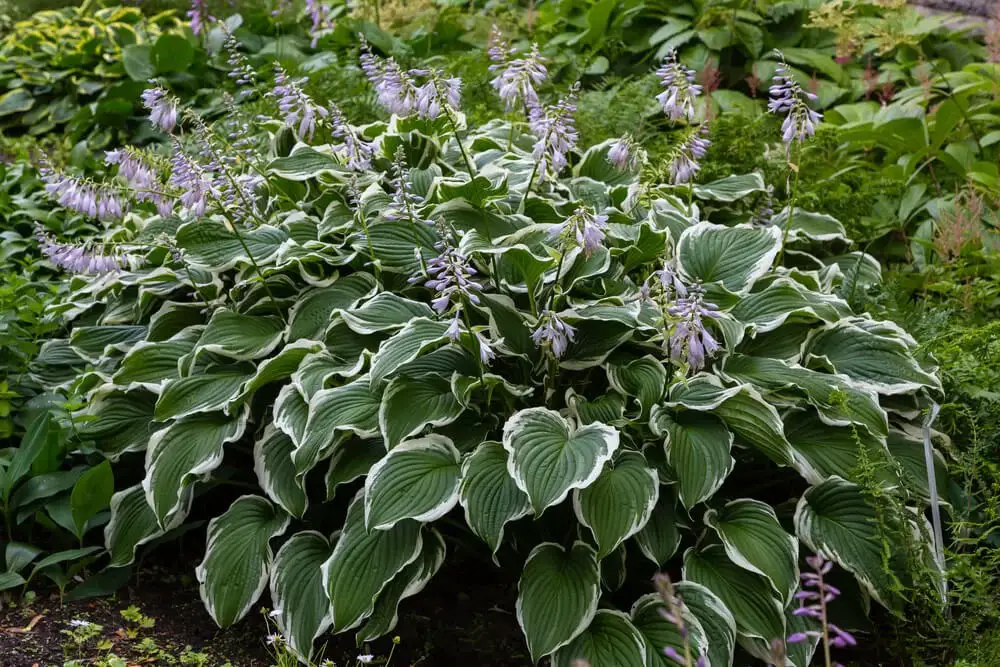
[34,106,945,665]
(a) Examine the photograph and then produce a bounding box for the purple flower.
[768,52,823,146]
[411,69,462,120]
[475,330,496,365]
[168,142,215,217]
[327,104,374,171]
[653,573,709,667]
[224,34,257,93]
[607,135,643,171]
[487,25,512,66]
[304,0,334,48]
[653,261,688,299]
[656,50,703,122]
[787,553,857,656]
[359,36,417,116]
[415,242,483,313]
[490,41,547,112]
[666,283,720,373]
[553,206,608,256]
[667,126,710,185]
[531,310,576,358]
[188,0,212,35]
[37,230,129,275]
[271,64,328,140]
[528,83,580,181]
[141,86,178,134]
[105,148,158,191]
[40,168,128,222]
[385,149,432,226]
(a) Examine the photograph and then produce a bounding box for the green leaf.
[268,146,345,180]
[677,222,781,293]
[651,408,734,509]
[0,572,26,591]
[254,426,307,518]
[517,542,600,663]
[606,355,667,418]
[154,370,250,422]
[634,488,682,567]
[378,375,464,450]
[270,531,335,661]
[287,274,378,341]
[730,278,851,334]
[70,460,114,539]
[325,438,385,501]
[675,581,737,667]
[144,412,248,528]
[574,452,658,560]
[5,542,42,574]
[369,318,450,386]
[321,492,423,632]
[195,310,285,361]
[459,441,531,559]
[0,89,34,117]
[113,336,197,390]
[176,220,287,271]
[70,325,147,362]
[340,292,434,335]
[783,410,890,484]
[105,484,163,567]
[364,435,461,530]
[229,340,323,409]
[772,208,849,244]
[122,44,154,81]
[683,544,785,658]
[704,499,799,603]
[197,496,290,627]
[151,34,194,73]
[691,173,766,202]
[295,376,382,477]
[552,609,647,667]
[503,408,620,515]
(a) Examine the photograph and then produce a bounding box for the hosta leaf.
[81,390,158,458]
[321,492,423,632]
[606,355,667,418]
[254,426,307,518]
[197,496,290,627]
[502,408,620,515]
[154,370,250,422]
[340,292,435,335]
[730,278,851,334]
[365,219,439,275]
[176,220,287,271]
[517,542,600,663]
[287,274,378,341]
[274,384,309,446]
[651,408,734,509]
[270,531,336,661]
[675,581,737,667]
[105,484,163,567]
[268,146,345,179]
[295,376,382,477]
[802,321,941,395]
[552,609,647,667]
[677,223,780,293]
[567,390,626,425]
[378,375,464,449]
[722,354,888,437]
[113,335,196,390]
[631,592,708,667]
[369,319,451,386]
[783,410,890,484]
[144,412,248,528]
[229,340,322,409]
[794,476,906,606]
[325,438,385,501]
[194,310,285,361]
[772,207,849,243]
[704,499,799,603]
[683,544,785,658]
[364,435,461,530]
[357,528,446,643]
[886,429,949,503]
[691,173,766,202]
[634,487,682,567]
[459,441,531,558]
[573,452,659,559]
[70,325,147,362]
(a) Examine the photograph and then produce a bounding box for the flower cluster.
[768,52,823,146]
[420,242,484,314]
[607,135,643,171]
[105,147,172,217]
[384,149,431,226]
[304,0,335,48]
[787,552,857,664]
[141,86,178,134]
[411,69,462,120]
[188,0,212,35]
[224,34,257,92]
[666,127,711,185]
[272,64,328,140]
[488,35,547,112]
[37,231,128,275]
[528,84,580,181]
[666,283,720,372]
[531,310,576,358]
[359,37,418,116]
[657,50,702,122]
[328,103,375,171]
[168,143,216,217]
[41,168,127,222]
[553,206,608,256]
[653,573,708,667]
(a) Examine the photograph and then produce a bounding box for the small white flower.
[357,655,375,664]
[266,633,282,645]
[69,619,93,628]
[268,609,282,618]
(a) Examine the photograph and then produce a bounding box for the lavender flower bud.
[188,0,212,35]
[385,149,432,226]
[271,64,328,141]
[490,42,547,112]
[141,86,178,133]
[553,206,608,256]
[656,50,703,122]
[40,167,128,222]
[768,52,823,146]
[528,83,579,181]
[487,25,512,66]
[667,126,711,185]
[531,310,576,358]
[420,242,483,314]
[168,143,215,217]
[666,284,721,373]
[224,34,257,94]
[607,135,643,171]
[411,70,462,120]
[359,35,417,116]
[788,552,858,659]
[37,230,129,275]
[304,0,334,48]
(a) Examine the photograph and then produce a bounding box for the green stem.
[445,108,476,176]
[545,250,567,311]
[374,0,381,28]
[519,161,539,214]
[460,304,486,385]
[925,55,983,152]
[181,261,214,312]
[355,204,380,281]
[777,141,803,266]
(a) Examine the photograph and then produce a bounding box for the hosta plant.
[30,50,945,666]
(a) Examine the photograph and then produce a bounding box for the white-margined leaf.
[691,173,766,202]
[378,374,464,449]
[69,325,147,363]
[784,410,891,484]
[459,441,531,559]
[81,389,159,459]
[104,484,163,567]
[630,592,708,667]
[365,219,439,275]
[273,384,309,446]
[176,220,287,271]
[606,355,667,418]
[704,499,799,603]
[634,486,682,567]
[191,309,285,362]
[573,451,658,559]
[683,544,785,659]
[287,273,378,341]
[502,407,619,515]
[321,491,423,632]
[340,292,435,335]
[357,527,446,643]
[113,333,197,391]
[325,438,385,501]
[197,495,290,627]
[567,389,626,426]
[677,222,780,293]
[772,207,849,244]
[229,340,322,410]
[294,376,382,478]
[517,541,600,663]
[369,318,451,386]
[364,435,461,531]
[154,370,251,422]
[729,278,851,334]
[254,425,307,518]
[675,581,737,667]
[651,407,734,509]
[143,411,248,528]
[270,531,336,661]
[552,609,647,667]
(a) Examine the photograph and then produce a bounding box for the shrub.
[24,40,945,666]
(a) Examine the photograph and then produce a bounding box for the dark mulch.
[0,548,531,667]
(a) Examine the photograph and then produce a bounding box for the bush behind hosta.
[33,96,945,665]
